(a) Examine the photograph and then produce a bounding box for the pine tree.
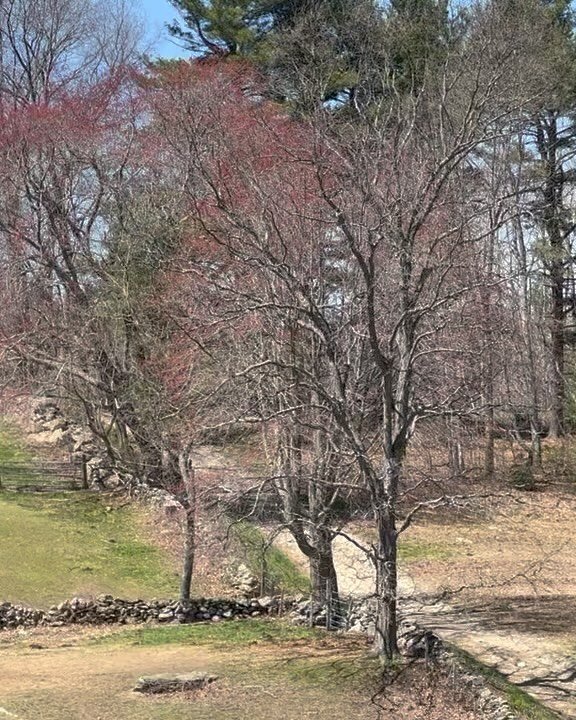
[386,0,451,91]
[167,0,347,57]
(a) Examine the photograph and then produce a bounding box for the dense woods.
[2,0,576,659]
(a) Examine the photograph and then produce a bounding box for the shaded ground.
[398,492,576,717]
[0,621,483,720]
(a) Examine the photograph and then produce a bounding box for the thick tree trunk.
[179,507,195,604]
[549,273,565,437]
[372,448,401,660]
[309,527,340,607]
[536,114,566,438]
[289,522,340,609]
[373,506,399,659]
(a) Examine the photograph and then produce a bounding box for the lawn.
[0,491,179,606]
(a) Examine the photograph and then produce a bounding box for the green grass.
[93,617,324,648]
[231,521,310,594]
[0,424,32,465]
[282,652,380,690]
[0,622,379,720]
[0,491,179,606]
[0,423,71,489]
[450,646,562,720]
[0,425,180,605]
[398,538,454,561]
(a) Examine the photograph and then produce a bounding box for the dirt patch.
[371,491,576,717]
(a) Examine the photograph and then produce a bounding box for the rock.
[45,428,67,444]
[0,594,286,632]
[256,596,277,609]
[230,563,259,597]
[134,672,218,694]
[42,417,68,432]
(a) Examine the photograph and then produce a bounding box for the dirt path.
[275,508,576,719]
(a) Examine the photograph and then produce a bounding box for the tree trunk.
[482,225,496,479]
[373,505,399,659]
[483,403,495,479]
[549,271,565,437]
[536,114,566,438]
[289,522,340,609]
[178,452,196,605]
[309,526,340,607]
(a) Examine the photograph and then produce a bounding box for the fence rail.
[0,458,87,491]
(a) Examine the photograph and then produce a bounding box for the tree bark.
[309,526,340,607]
[373,451,401,660]
[373,505,399,659]
[536,114,566,438]
[178,452,196,605]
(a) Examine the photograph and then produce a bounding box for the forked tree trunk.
[290,522,340,608]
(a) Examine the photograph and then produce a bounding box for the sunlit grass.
[0,491,179,606]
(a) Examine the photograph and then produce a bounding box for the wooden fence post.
[81,454,89,490]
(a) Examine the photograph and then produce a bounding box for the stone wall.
[0,594,285,631]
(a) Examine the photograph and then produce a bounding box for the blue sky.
[138,0,188,59]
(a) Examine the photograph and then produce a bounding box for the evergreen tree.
[385,0,452,91]
[530,0,576,436]
[167,0,348,56]
[168,0,384,111]
[168,0,264,55]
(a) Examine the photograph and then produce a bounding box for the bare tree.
[146,2,556,655]
[0,0,144,107]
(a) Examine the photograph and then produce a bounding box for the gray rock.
[134,672,218,694]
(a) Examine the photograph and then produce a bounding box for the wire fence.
[297,580,368,631]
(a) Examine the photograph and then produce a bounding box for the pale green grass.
[399,538,455,561]
[0,491,179,606]
[231,520,310,594]
[92,617,326,648]
[0,424,179,606]
[0,424,31,465]
[450,645,562,720]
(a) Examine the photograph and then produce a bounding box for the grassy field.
[0,424,33,476]
[0,621,376,720]
[0,419,179,606]
[230,520,310,595]
[0,491,180,606]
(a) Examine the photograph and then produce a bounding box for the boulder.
[134,672,218,694]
